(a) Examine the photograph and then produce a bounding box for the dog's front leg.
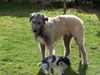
[39,43,45,60]
[57,65,64,75]
[47,43,55,56]
[48,67,53,75]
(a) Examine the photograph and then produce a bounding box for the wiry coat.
[37,15,84,45]
[30,13,87,65]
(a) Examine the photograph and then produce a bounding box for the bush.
[0,0,8,3]
[0,0,36,3]
[74,0,100,5]
[8,0,29,3]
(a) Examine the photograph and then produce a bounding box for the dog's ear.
[29,14,33,22]
[44,16,48,21]
[29,13,35,22]
[38,62,41,66]
[64,57,70,66]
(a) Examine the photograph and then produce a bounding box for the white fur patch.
[37,36,45,44]
[41,63,48,74]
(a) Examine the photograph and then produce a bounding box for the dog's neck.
[35,24,46,37]
[34,22,49,43]
[34,22,51,45]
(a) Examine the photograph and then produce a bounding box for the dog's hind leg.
[74,36,87,65]
[63,34,72,57]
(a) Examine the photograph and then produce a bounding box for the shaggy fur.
[30,12,87,65]
[39,55,70,75]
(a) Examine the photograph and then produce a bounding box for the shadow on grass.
[64,66,79,75]
[74,5,100,20]
[64,61,88,75]
[0,3,57,17]
[36,68,46,75]
[78,61,88,75]
[0,3,100,20]
[96,31,100,37]
[37,61,88,75]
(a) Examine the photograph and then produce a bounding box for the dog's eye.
[33,21,36,23]
[38,22,41,24]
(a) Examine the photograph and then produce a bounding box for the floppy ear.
[37,62,42,66]
[64,57,70,66]
[44,16,48,21]
[29,13,35,22]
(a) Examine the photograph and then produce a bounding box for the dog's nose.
[33,30,37,33]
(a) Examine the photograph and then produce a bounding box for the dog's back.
[45,14,84,40]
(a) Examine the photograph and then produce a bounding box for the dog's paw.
[82,61,88,65]
[51,68,54,74]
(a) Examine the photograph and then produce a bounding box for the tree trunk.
[42,0,50,6]
[63,0,66,14]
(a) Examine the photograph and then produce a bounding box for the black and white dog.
[39,55,70,75]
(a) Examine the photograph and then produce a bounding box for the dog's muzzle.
[33,30,37,33]
[34,25,44,35]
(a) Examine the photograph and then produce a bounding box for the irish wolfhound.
[29,12,87,65]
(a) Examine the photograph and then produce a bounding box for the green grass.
[0,3,100,75]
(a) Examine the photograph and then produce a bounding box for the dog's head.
[57,56,70,67]
[38,59,49,74]
[29,12,48,34]
[38,55,56,74]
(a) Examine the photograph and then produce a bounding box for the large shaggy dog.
[29,12,87,64]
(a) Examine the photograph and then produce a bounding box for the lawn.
[0,3,100,75]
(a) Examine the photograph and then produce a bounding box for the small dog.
[57,56,70,75]
[39,55,70,75]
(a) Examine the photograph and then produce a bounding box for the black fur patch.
[42,59,50,70]
[42,59,49,67]
[47,55,56,63]
[51,55,56,63]
[56,56,70,66]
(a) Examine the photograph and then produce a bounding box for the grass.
[0,3,100,75]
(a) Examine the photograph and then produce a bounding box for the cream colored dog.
[30,12,87,65]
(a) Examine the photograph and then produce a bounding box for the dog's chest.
[37,36,45,44]
[36,33,50,44]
